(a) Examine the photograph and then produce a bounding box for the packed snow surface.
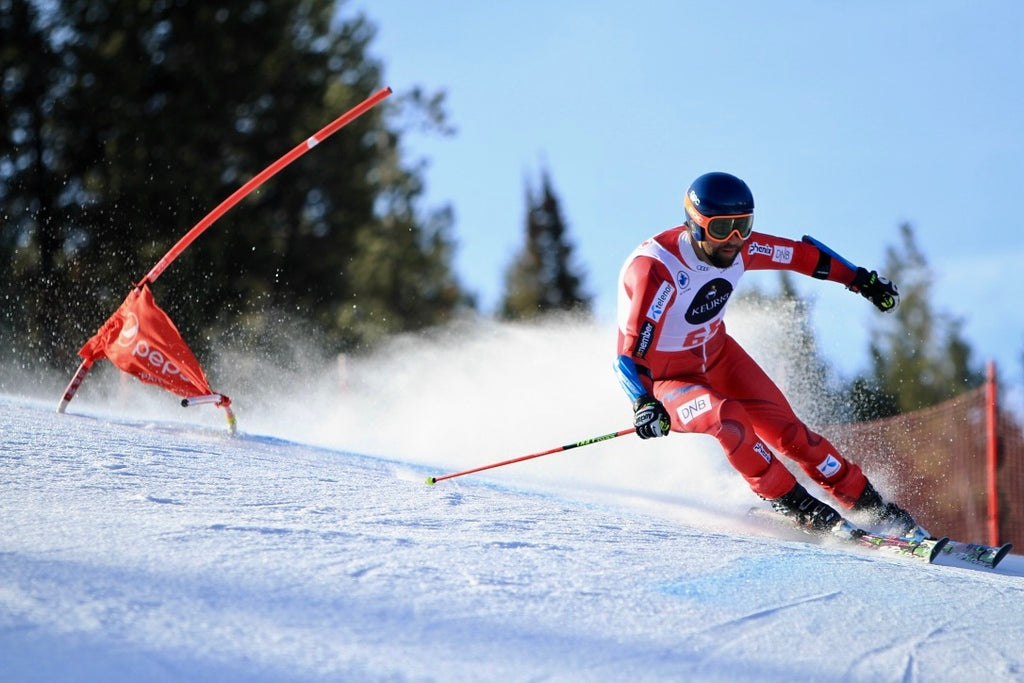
[3,318,1023,682]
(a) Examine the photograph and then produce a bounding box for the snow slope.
[3,316,1024,682]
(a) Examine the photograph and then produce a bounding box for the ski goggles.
[685,195,754,242]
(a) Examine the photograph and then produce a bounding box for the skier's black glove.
[633,394,671,439]
[849,267,899,313]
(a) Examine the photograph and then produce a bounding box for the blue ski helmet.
[684,172,755,242]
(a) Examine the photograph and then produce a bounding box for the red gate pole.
[141,86,393,287]
[986,360,999,546]
[57,358,93,413]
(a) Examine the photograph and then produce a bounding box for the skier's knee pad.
[708,399,749,455]
[709,400,795,499]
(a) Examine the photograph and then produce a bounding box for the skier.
[615,171,929,542]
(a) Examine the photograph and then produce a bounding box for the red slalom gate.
[58,87,394,430]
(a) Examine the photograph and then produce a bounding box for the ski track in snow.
[3,395,1024,682]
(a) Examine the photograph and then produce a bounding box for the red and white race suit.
[615,226,868,506]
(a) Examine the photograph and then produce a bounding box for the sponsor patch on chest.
[685,278,733,324]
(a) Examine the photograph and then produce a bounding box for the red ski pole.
[425,428,634,486]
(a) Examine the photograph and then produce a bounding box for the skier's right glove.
[633,394,671,439]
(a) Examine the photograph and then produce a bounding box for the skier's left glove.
[633,395,671,439]
[849,267,899,313]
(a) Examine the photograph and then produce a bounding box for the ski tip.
[425,476,436,486]
[928,537,950,563]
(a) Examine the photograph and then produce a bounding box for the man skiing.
[614,171,928,542]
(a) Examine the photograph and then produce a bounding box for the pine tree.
[858,222,983,415]
[500,168,591,320]
[0,0,71,367]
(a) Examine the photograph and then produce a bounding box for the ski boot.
[853,481,932,542]
[770,483,863,541]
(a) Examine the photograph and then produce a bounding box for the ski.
[747,506,948,563]
[852,531,948,563]
[939,539,1013,569]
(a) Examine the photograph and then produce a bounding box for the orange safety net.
[820,385,1024,548]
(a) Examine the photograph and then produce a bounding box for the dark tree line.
[500,168,591,320]
[1,0,467,371]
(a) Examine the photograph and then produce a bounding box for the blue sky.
[352,0,1024,379]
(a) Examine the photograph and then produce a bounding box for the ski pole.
[425,428,634,486]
